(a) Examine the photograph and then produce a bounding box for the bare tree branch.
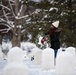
[0,4,10,11]
[7,0,16,18]
[0,29,9,31]
[2,8,9,21]
[2,7,14,28]
[0,18,7,22]
[0,25,12,33]
[18,4,27,16]
[10,0,15,3]
[0,23,10,28]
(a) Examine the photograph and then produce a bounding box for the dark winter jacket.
[45,28,61,49]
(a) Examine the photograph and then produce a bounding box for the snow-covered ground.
[0,59,55,75]
[0,42,76,75]
[0,58,76,75]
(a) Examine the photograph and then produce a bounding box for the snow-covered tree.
[0,0,38,47]
[0,0,26,47]
[0,0,76,47]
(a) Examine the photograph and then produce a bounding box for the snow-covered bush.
[0,46,6,59]
[41,48,54,70]
[2,42,12,51]
[7,47,24,63]
[56,51,75,75]
[21,42,36,53]
[3,62,29,75]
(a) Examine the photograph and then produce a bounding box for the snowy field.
[0,58,76,75]
[0,42,76,75]
[0,59,55,75]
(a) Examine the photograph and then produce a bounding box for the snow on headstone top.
[66,47,76,56]
[43,47,54,53]
[27,47,41,57]
[32,47,41,52]
[7,47,24,63]
[58,48,64,54]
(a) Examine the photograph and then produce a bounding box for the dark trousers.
[54,49,58,58]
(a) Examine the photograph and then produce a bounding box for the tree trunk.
[12,0,26,47]
[12,29,21,47]
[12,0,20,47]
[0,34,2,45]
[12,19,21,47]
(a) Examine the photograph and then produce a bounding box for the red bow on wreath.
[41,37,47,44]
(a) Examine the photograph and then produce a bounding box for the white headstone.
[41,48,54,70]
[27,47,40,59]
[66,47,76,66]
[58,48,63,54]
[7,47,24,63]
[56,51,75,75]
[66,47,76,56]
[57,48,66,57]
[3,63,29,75]
[33,48,42,65]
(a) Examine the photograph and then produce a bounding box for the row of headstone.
[31,47,54,69]
[3,47,29,75]
[2,46,76,75]
[32,47,76,75]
